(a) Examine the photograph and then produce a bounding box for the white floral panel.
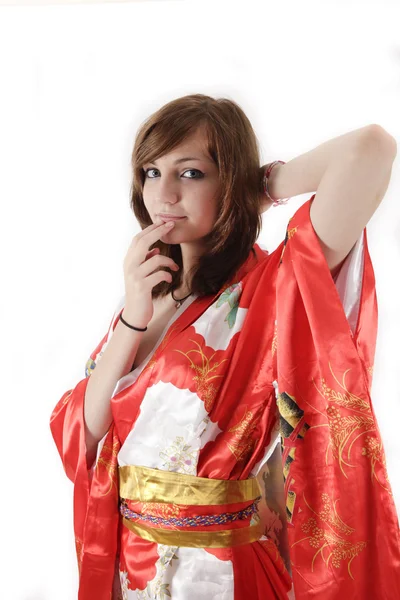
[117,381,210,473]
[120,544,234,600]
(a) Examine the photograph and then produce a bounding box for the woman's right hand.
[122,220,180,329]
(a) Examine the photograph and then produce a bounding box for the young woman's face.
[142,127,221,245]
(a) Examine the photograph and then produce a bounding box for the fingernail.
[166,221,174,227]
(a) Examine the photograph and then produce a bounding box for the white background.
[1,1,399,598]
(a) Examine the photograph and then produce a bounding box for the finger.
[138,220,175,250]
[144,247,160,261]
[135,219,170,241]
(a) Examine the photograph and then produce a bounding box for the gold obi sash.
[118,465,264,548]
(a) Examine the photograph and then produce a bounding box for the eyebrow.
[147,156,210,166]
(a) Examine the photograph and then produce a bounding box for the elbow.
[359,124,397,160]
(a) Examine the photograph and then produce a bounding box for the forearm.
[267,124,392,200]
[84,309,144,466]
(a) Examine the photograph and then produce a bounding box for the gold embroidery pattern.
[271,320,277,358]
[226,408,262,461]
[292,493,367,579]
[278,222,297,267]
[320,376,370,412]
[75,535,83,575]
[141,502,180,520]
[318,493,354,536]
[174,339,229,412]
[361,435,391,492]
[121,498,184,531]
[325,406,375,476]
[309,363,389,489]
[95,435,120,497]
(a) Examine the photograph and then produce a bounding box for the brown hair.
[130,93,265,300]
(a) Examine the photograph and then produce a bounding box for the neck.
[173,286,191,298]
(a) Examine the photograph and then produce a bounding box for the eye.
[182,169,204,179]
[144,168,204,179]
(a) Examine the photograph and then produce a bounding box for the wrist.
[120,310,148,331]
[265,162,282,200]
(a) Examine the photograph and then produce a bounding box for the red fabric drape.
[50,195,400,599]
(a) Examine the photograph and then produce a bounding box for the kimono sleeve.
[49,296,125,597]
[49,295,124,483]
[274,194,400,599]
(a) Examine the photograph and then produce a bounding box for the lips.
[158,215,186,221]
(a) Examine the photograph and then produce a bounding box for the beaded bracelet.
[263,160,292,207]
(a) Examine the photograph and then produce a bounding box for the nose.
[155,173,180,204]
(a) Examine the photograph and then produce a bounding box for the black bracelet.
[119,312,148,332]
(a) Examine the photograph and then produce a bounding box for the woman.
[50,94,399,599]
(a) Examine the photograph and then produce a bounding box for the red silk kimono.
[50,195,400,599]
